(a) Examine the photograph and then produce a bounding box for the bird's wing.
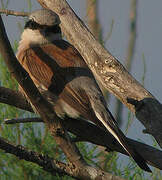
[17,41,94,119]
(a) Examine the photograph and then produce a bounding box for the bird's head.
[20,9,62,46]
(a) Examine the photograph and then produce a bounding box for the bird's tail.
[90,100,151,172]
[103,117,152,172]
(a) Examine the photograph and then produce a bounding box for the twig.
[0,9,29,17]
[4,117,42,124]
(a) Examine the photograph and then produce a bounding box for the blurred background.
[0,0,162,179]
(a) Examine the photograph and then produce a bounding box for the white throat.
[18,28,62,51]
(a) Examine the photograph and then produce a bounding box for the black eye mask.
[24,20,41,30]
[24,20,61,34]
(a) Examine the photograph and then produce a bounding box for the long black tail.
[106,121,152,172]
[91,102,151,172]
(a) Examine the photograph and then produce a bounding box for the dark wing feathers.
[18,41,91,118]
[24,51,53,88]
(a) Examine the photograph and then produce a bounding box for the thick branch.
[37,0,152,109]
[37,0,162,147]
[0,14,124,180]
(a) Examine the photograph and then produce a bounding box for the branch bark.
[0,136,70,177]
[37,0,162,148]
[1,134,122,179]
[0,12,124,180]
[0,86,33,112]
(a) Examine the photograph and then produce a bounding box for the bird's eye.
[24,20,39,30]
[30,20,35,27]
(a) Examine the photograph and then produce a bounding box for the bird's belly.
[38,85,80,118]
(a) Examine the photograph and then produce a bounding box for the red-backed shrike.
[16,9,151,172]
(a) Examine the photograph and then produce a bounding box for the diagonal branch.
[0,86,33,112]
[37,0,162,148]
[0,136,70,177]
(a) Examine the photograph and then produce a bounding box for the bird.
[16,9,151,172]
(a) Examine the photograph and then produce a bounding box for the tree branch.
[0,135,124,180]
[0,87,33,112]
[2,134,124,179]
[0,12,124,180]
[37,0,162,148]
[0,136,70,177]
[0,9,29,17]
